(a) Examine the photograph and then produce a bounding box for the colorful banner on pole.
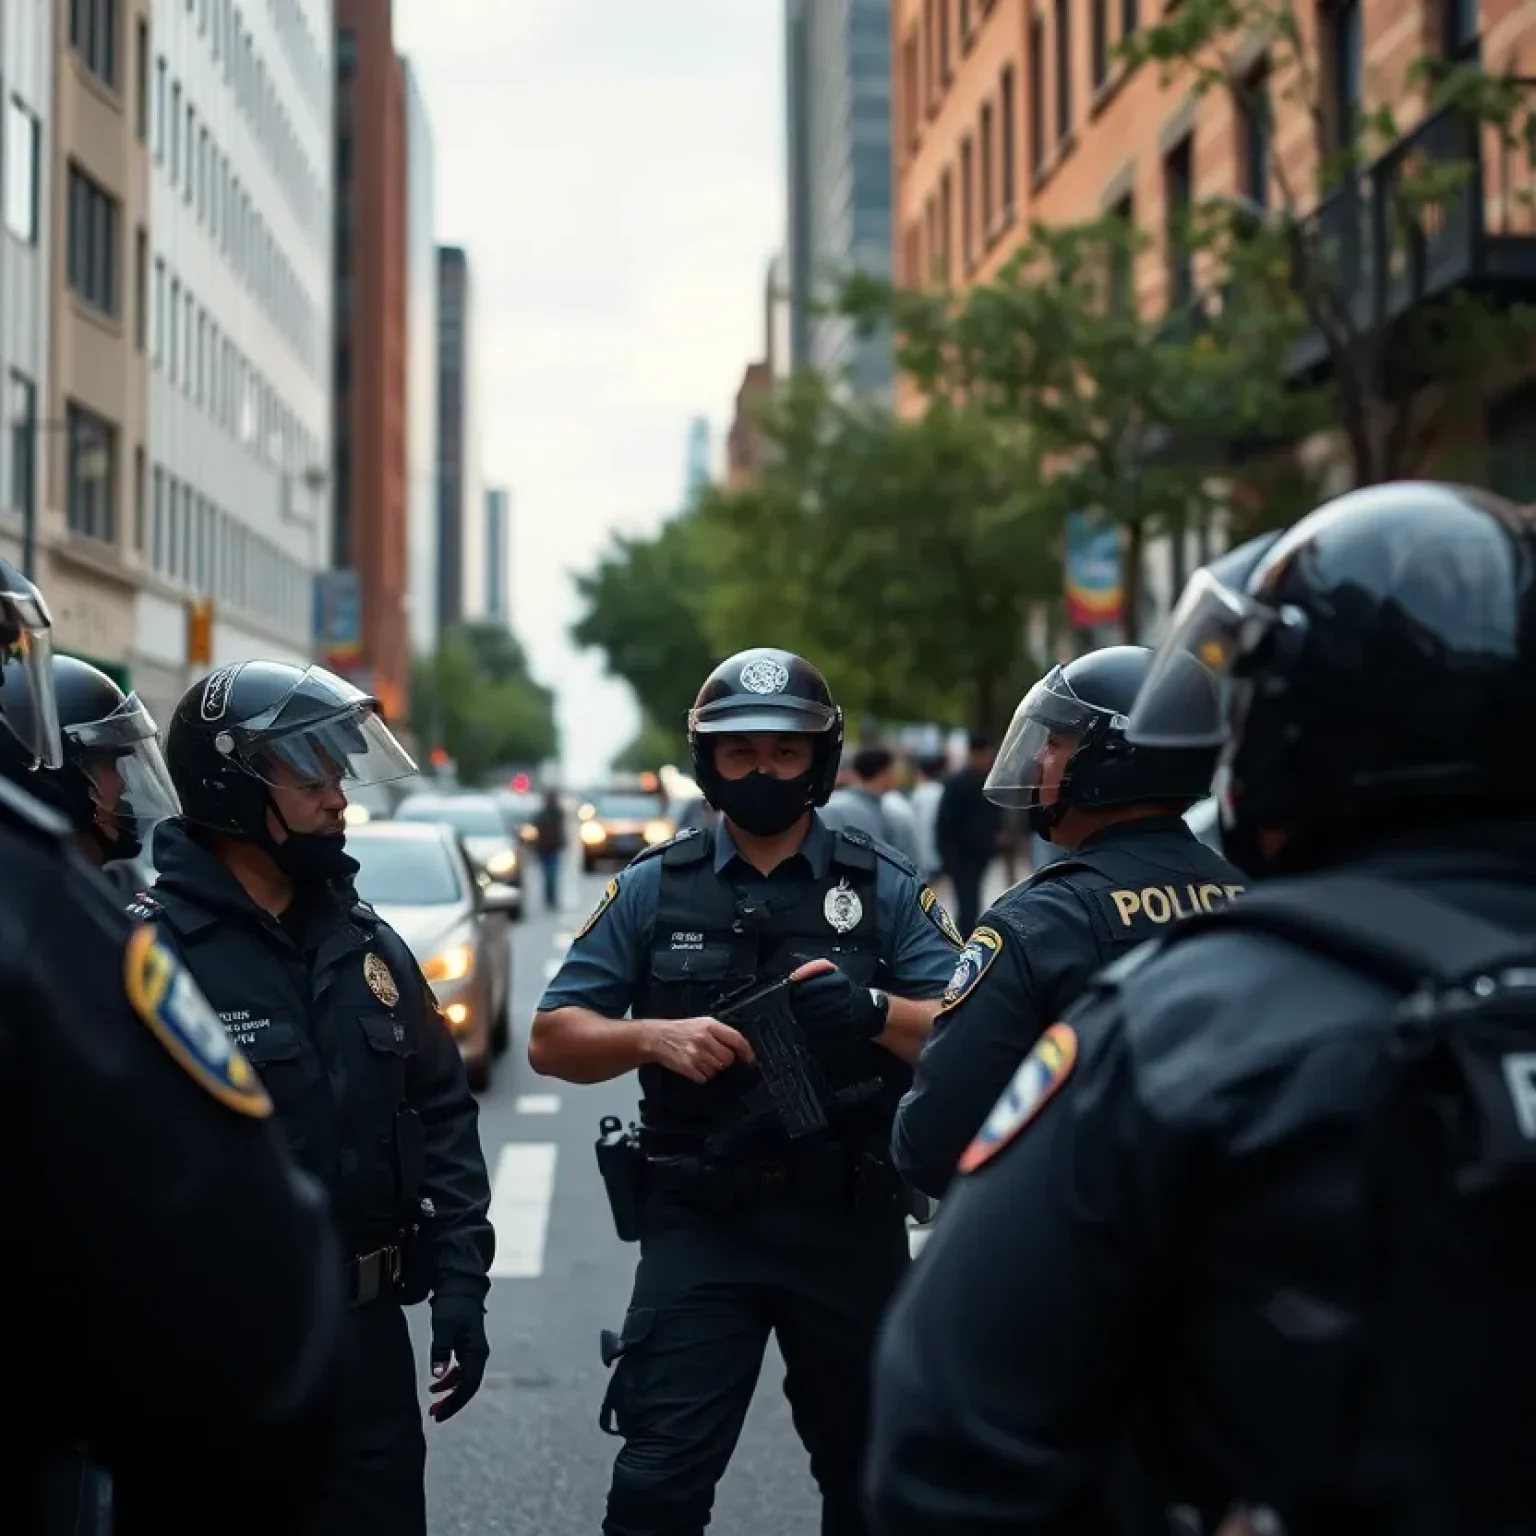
[1064,512,1123,629]
[314,570,363,668]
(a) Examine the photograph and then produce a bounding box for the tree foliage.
[410,621,558,785]
[1123,0,1536,486]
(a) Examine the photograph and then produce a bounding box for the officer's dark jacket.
[131,819,493,1299]
[893,814,1244,1198]
[630,824,915,1141]
[867,824,1536,1536]
[0,778,345,1532]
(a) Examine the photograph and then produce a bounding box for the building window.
[1110,192,1136,312]
[939,167,953,283]
[1325,0,1362,148]
[66,403,116,543]
[961,135,974,269]
[1054,0,1072,140]
[170,81,181,180]
[4,99,39,243]
[1242,64,1271,210]
[168,276,180,382]
[198,127,209,219]
[152,465,166,570]
[938,0,951,82]
[155,58,166,159]
[980,102,995,235]
[902,33,920,149]
[1029,17,1045,173]
[1092,0,1110,88]
[1165,136,1194,306]
[66,164,119,317]
[70,0,119,89]
[135,19,149,137]
[1122,0,1139,38]
[1445,0,1479,57]
[8,373,35,521]
[337,27,356,76]
[184,103,194,202]
[133,444,146,553]
[922,0,935,107]
[153,257,165,364]
[134,226,147,349]
[1000,66,1017,214]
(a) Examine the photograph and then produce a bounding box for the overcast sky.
[392,0,784,785]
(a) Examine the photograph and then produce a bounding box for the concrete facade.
[785,0,893,395]
[0,1,52,586]
[436,243,480,631]
[401,52,436,659]
[333,0,407,722]
[43,0,152,689]
[139,0,333,724]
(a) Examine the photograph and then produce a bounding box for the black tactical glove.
[428,1291,489,1423]
[789,965,889,1041]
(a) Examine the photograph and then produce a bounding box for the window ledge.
[1090,61,1137,121]
[1031,132,1078,195]
[68,294,124,341]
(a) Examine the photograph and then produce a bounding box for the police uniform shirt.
[864,827,1536,1536]
[537,815,961,1020]
[891,815,1244,1199]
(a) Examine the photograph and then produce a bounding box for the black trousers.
[300,1298,426,1536]
[947,857,989,940]
[600,1193,910,1536]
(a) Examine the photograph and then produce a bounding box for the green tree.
[571,513,719,747]
[843,211,1310,638]
[694,374,1058,736]
[410,623,557,785]
[1125,0,1536,488]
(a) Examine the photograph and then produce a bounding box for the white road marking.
[488,1142,559,1279]
[514,1093,561,1115]
[908,1222,933,1259]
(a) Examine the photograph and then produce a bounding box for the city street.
[412,863,832,1533]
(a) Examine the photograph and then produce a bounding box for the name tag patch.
[124,927,272,1118]
[941,925,1003,1010]
[958,1022,1078,1173]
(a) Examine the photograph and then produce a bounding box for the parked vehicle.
[347,819,516,1091]
[393,790,525,917]
[577,789,674,872]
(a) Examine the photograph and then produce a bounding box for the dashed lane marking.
[488,1142,559,1279]
[514,1093,561,1115]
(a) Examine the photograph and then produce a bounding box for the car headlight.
[343,803,371,826]
[519,823,538,843]
[643,819,673,845]
[580,821,607,846]
[423,942,474,984]
[485,849,518,877]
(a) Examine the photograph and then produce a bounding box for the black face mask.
[712,768,814,837]
[268,828,359,886]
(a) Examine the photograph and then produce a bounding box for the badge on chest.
[824,878,864,933]
[364,951,399,1006]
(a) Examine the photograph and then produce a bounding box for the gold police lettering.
[1110,883,1247,927]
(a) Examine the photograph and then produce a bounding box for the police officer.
[0,558,348,1533]
[864,483,1536,1534]
[130,660,495,1536]
[529,647,961,1536]
[0,652,179,877]
[891,643,1243,1198]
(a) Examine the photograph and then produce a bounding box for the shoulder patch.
[957,1022,1078,1174]
[940,924,1004,1010]
[575,876,621,939]
[122,926,272,1118]
[918,884,964,948]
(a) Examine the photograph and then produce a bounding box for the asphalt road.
[410,861,834,1534]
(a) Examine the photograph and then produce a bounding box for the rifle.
[711,975,831,1140]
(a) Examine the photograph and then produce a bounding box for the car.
[577,789,675,872]
[346,819,516,1091]
[392,791,525,918]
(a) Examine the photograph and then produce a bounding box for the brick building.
[333,0,408,723]
[892,0,1536,536]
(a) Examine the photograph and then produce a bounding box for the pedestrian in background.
[533,786,567,911]
[822,745,922,866]
[935,735,1001,938]
[908,755,947,886]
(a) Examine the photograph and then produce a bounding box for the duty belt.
[643,1144,904,1215]
[345,1241,404,1307]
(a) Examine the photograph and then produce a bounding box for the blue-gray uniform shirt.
[537,814,962,1017]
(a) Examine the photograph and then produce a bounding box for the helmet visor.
[0,581,61,770]
[689,696,839,735]
[236,705,418,791]
[71,697,182,835]
[984,665,1120,809]
[1126,569,1276,748]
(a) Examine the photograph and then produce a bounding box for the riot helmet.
[1126,482,1536,871]
[985,645,1219,841]
[166,661,417,884]
[0,655,180,861]
[687,648,843,836]
[0,556,61,770]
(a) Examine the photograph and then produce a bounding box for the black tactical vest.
[631,828,912,1139]
[995,822,1245,1022]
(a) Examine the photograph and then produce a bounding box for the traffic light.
[187,600,214,667]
